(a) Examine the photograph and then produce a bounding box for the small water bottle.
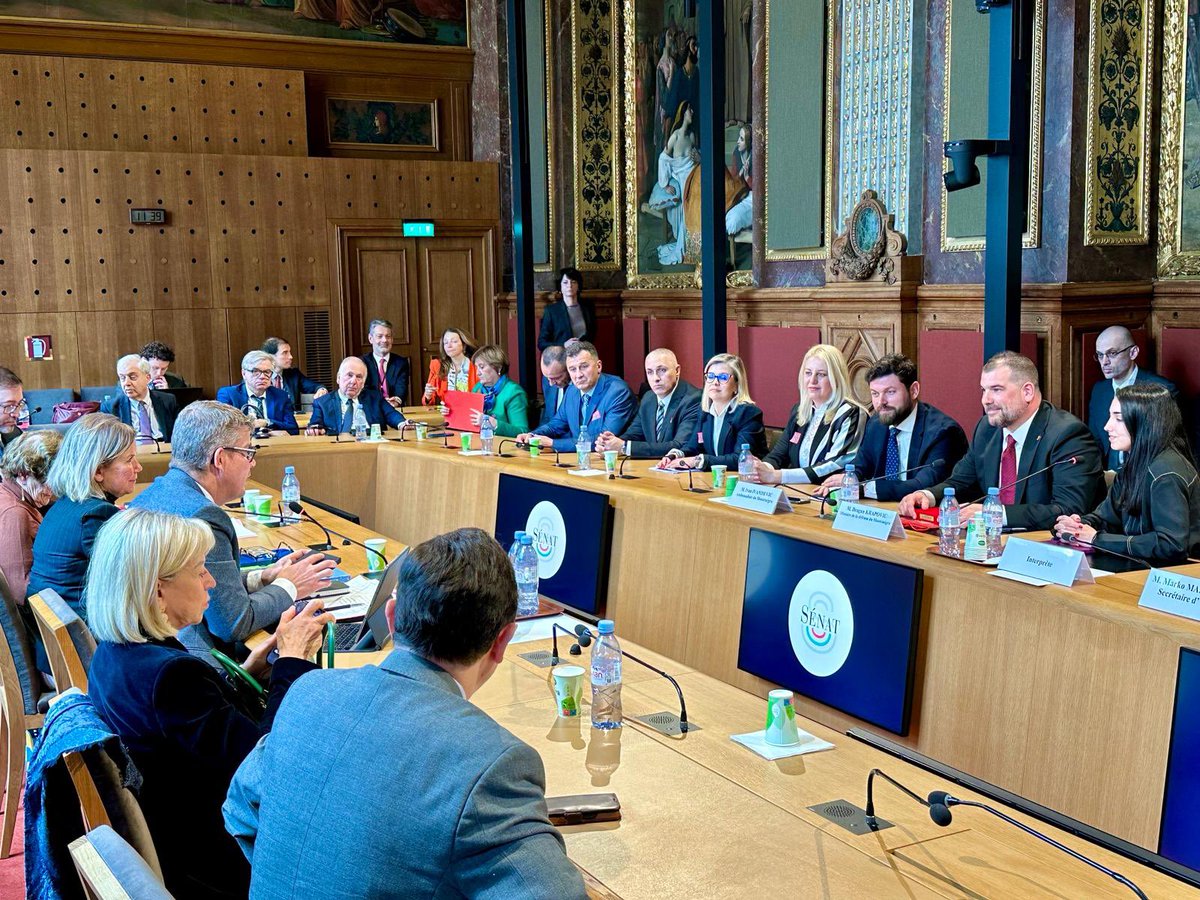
[280,466,300,522]
[737,443,753,478]
[351,405,369,441]
[983,487,1004,558]
[507,531,526,567]
[479,415,494,456]
[841,465,860,502]
[590,619,623,729]
[938,487,961,558]
[515,534,540,616]
[576,426,592,470]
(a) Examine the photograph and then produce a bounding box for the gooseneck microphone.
[962,456,1079,507]
[551,447,573,468]
[550,623,583,665]
[285,500,335,551]
[853,459,946,493]
[495,439,521,458]
[676,465,711,494]
[927,792,1148,899]
[135,431,164,454]
[391,420,415,442]
[615,455,638,479]
[1056,533,1146,568]
[571,624,691,733]
[287,501,386,568]
[864,769,929,829]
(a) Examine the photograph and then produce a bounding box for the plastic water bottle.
[590,619,623,729]
[507,531,526,566]
[280,466,300,522]
[515,534,540,616]
[841,465,860,502]
[738,443,753,478]
[351,405,369,441]
[480,415,494,456]
[983,487,1004,558]
[576,426,592,470]
[938,488,961,558]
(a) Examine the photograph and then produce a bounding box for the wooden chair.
[69,825,173,900]
[29,590,96,694]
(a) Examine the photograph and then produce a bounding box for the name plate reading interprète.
[832,501,906,542]
[993,537,1094,587]
[1138,570,1200,622]
[711,481,792,515]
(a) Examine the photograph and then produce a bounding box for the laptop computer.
[329,553,404,653]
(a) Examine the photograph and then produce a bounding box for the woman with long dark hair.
[1055,382,1200,565]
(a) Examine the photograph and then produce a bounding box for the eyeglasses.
[1095,345,1133,362]
[220,445,260,461]
[704,372,732,384]
[245,368,275,378]
[0,400,29,416]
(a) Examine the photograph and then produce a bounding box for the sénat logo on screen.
[525,500,567,579]
[787,570,854,677]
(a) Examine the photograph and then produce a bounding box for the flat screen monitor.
[1159,647,1200,872]
[737,528,923,734]
[494,474,613,616]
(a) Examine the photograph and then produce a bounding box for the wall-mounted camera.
[942,139,1010,192]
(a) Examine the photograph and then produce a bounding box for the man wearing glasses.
[217,350,300,435]
[0,367,27,450]
[1088,326,1178,471]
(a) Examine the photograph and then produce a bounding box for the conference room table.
[222,481,1198,898]
[132,428,1200,856]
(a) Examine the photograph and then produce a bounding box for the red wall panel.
[737,325,820,427]
[918,330,1040,434]
[1161,327,1200,397]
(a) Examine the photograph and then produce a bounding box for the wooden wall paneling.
[62,58,194,154]
[0,149,88,311]
[320,158,500,221]
[77,152,213,308]
[322,158,403,218]
[416,227,495,349]
[0,312,79,389]
[0,55,67,151]
[225,307,301,375]
[187,65,306,157]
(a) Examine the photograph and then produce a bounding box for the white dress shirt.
[627,384,678,455]
[127,392,162,439]
[1112,364,1139,392]
[864,403,917,499]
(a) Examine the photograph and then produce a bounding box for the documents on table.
[320,575,378,620]
[228,514,256,539]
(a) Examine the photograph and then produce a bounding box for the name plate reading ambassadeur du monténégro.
[1139,569,1200,622]
[831,501,906,542]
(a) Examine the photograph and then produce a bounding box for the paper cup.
[364,538,387,573]
[552,665,585,718]
[254,494,273,523]
[603,449,619,474]
[460,432,472,452]
[415,423,428,441]
[711,465,727,490]
[369,423,381,441]
[242,489,261,511]
[764,689,801,746]
[528,440,541,457]
[725,474,739,497]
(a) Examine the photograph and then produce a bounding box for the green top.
[473,378,530,438]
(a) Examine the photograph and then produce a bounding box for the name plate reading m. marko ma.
[1139,569,1200,623]
[832,501,906,542]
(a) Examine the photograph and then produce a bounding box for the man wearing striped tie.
[102,354,179,443]
[595,348,701,459]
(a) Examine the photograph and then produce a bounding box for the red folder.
[444,390,484,433]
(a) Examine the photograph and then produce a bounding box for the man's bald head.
[645,348,681,397]
[1096,325,1139,381]
[337,356,369,398]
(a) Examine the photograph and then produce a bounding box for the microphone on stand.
[391,420,415,442]
[1056,533,1151,569]
[961,456,1080,507]
[852,459,946,494]
[615,455,638,479]
[240,403,272,441]
[927,791,1148,900]
[288,501,387,569]
[551,447,574,469]
[676,466,711,494]
[569,624,691,732]
[495,439,521,458]
[864,769,929,830]
[550,623,585,665]
[135,431,164,454]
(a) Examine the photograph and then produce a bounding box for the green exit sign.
[403,220,435,238]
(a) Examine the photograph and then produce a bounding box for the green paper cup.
[364,538,387,573]
[460,432,472,452]
[711,465,727,490]
[255,494,273,523]
[415,423,428,441]
[528,440,541,458]
[603,449,619,475]
[242,489,261,511]
[764,689,801,746]
[551,665,585,718]
[725,474,739,497]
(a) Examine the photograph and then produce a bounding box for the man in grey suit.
[130,402,334,661]
[596,347,702,458]
[224,528,587,900]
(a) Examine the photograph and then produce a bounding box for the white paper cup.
[364,538,387,573]
[552,665,585,717]
[711,465,728,490]
[764,689,801,746]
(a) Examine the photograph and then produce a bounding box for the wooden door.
[414,228,496,373]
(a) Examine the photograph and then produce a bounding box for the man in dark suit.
[537,345,570,426]
[537,267,597,351]
[517,340,636,452]
[596,348,701,458]
[216,350,299,435]
[262,337,327,409]
[223,528,588,899]
[361,318,410,408]
[1088,325,1179,470]
[101,354,179,443]
[139,340,188,389]
[817,354,966,500]
[305,357,404,436]
[0,367,26,450]
[898,351,1104,530]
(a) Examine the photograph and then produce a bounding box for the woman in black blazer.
[662,353,767,471]
[86,508,333,899]
[1056,383,1200,566]
[537,267,597,351]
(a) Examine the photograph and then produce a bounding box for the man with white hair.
[306,357,404,436]
[1088,325,1178,471]
[217,350,299,435]
[101,354,179,443]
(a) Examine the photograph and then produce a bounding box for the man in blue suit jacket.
[216,350,299,435]
[818,355,967,501]
[1088,326,1179,470]
[518,340,636,452]
[305,357,404,435]
[224,528,588,899]
[361,318,410,406]
[538,345,571,426]
[596,348,702,458]
[101,354,179,442]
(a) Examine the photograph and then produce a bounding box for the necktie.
[655,401,667,442]
[999,434,1017,504]
[344,398,353,433]
[136,401,153,444]
[884,426,901,479]
[272,373,283,390]
[378,358,389,398]
[580,393,590,427]
[252,396,265,422]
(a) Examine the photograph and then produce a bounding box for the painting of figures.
[0,0,469,46]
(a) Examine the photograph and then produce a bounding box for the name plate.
[993,537,1094,587]
[832,501,906,542]
[718,481,793,515]
[1138,569,1200,622]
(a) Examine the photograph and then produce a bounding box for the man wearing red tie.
[361,318,410,410]
[897,351,1103,530]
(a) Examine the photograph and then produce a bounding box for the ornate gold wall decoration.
[826,190,907,285]
[1084,0,1153,245]
[1157,0,1200,276]
[572,0,621,270]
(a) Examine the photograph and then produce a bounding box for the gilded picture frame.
[325,97,439,152]
[1158,0,1200,276]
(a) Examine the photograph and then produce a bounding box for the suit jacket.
[89,636,314,900]
[930,401,1105,530]
[223,647,587,900]
[538,376,569,427]
[763,400,867,484]
[27,495,119,620]
[681,402,769,471]
[424,358,479,406]
[215,384,299,435]
[537,298,597,351]
[530,373,637,452]
[474,378,530,437]
[130,467,293,658]
[277,368,326,410]
[361,352,411,403]
[1088,368,1179,469]
[100,390,179,442]
[621,380,703,458]
[849,402,968,501]
[308,389,403,434]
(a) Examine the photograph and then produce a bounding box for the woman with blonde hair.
[662,352,767,471]
[87,507,332,899]
[751,344,867,485]
[422,327,479,406]
[0,429,61,602]
[27,413,142,620]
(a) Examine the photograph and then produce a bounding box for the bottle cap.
[741,443,749,450]
[284,465,295,474]
[944,487,956,497]
[513,530,526,541]
[846,465,855,474]
[987,486,999,495]
[520,534,533,545]
[597,619,615,635]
